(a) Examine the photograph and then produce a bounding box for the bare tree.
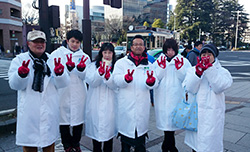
[104,15,123,42]
[22,2,39,25]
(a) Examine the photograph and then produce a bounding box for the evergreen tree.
[152,19,165,28]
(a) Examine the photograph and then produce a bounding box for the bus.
[126,26,173,51]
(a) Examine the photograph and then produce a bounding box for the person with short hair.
[8,30,70,152]
[113,35,158,152]
[50,29,91,152]
[187,41,203,66]
[183,43,233,152]
[153,38,191,152]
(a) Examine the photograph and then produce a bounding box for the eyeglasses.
[132,43,144,47]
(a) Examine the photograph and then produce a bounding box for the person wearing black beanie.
[183,43,233,152]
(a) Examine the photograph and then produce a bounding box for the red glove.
[157,56,166,69]
[18,60,30,78]
[77,55,88,72]
[146,71,156,86]
[174,57,184,70]
[66,54,75,72]
[125,69,134,83]
[54,58,64,76]
[98,61,105,76]
[203,56,213,69]
[195,57,206,77]
[104,66,112,80]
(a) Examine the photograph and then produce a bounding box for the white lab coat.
[113,56,158,138]
[8,52,70,147]
[85,62,118,141]
[50,46,91,126]
[153,54,191,131]
[183,59,233,152]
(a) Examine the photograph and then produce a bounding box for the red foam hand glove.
[66,54,75,72]
[77,55,88,72]
[18,59,30,78]
[174,57,184,70]
[125,69,134,83]
[146,71,156,86]
[157,56,166,69]
[98,61,105,76]
[195,57,206,77]
[203,56,213,69]
[54,58,64,76]
[104,66,112,80]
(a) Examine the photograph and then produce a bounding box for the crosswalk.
[0,59,10,81]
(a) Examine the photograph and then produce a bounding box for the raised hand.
[104,66,112,80]
[54,57,64,76]
[174,57,184,70]
[157,56,166,69]
[18,59,30,78]
[203,56,213,69]
[98,61,105,76]
[146,71,156,86]
[66,54,75,72]
[77,55,88,72]
[195,57,206,77]
[124,69,134,83]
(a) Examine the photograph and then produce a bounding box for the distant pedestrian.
[50,29,91,152]
[113,35,158,152]
[8,30,70,152]
[183,43,233,152]
[181,44,192,58]
[85,43,117,152]
[153,38,191,152]
[0,44,4,57]
[187,41,203,66]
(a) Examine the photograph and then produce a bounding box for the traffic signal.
[103,0,110,5]
[48,5,60,28]
[111,0,121,8]
[103,0,122,9]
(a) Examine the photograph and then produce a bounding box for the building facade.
[142,0,169,25]
[0,0,22,54]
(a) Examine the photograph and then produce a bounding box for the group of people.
[8,29,233,152]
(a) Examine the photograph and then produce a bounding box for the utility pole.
[235,11,239,50]
[39,0,51,53]
[82,0,92,60]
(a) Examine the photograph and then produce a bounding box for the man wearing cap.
[8,30,70,152]
[183,43,233,152]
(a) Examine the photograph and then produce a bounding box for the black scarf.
[29,50,51,92]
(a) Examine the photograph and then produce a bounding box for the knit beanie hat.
[200,43,219,57]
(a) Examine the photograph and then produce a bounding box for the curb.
[0,117,16,135]
[0,109,16,135]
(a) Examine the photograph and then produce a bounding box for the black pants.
[92,138,113,152]
[161,131,178,152]
[60,124,83,149]
[120,131,147,152]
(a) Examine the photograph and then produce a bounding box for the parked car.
[115,46,127,57]
[147,49,163,60]
[217,46,227,51]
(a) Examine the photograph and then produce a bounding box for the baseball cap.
[27,30,46,41]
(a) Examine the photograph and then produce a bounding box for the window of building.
[10,8,21,18]
[0,9,2,15]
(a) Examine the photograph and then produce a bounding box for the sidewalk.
[0,81,250,152]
